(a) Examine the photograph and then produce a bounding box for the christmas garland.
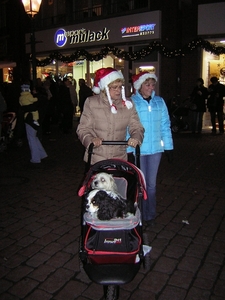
[35,38,225,67]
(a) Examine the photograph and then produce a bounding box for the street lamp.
[22,0,42,86]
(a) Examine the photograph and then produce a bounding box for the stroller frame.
[78,141,151,300]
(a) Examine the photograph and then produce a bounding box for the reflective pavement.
[0,122,225,300]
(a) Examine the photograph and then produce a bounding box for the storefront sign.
[121,24,156,38]
[27,11,161,52]
[54,29,67,47]
[55,27,110,47]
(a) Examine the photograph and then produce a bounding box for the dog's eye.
[101,178,105,182]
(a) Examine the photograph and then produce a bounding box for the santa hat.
[132,72,158,91]
[92,67,133,114]
[21,84,30,92]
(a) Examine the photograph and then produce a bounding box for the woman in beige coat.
[77,67,144,165]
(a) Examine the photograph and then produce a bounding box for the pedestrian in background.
[207,76,225,135]
[127,71,173,227]
[42,76,54,135]
[19,84,40,127]
[77,67,144,167]
[58,78,74,134]
[69,79,78,115]
[189,78,208,134]
[0,88,7,139]
[34,78,49,140]
[78,78,93,114]
[19,83,48,165]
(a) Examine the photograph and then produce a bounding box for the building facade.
[0,0,225,103]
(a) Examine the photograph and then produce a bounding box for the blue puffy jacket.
[127,90,173,154]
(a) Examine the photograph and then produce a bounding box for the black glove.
[165,150,173,163]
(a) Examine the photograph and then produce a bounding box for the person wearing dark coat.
[78,78,93,114]
[58,78,74,133]
[207,77,225,134]
[190,78,208,134]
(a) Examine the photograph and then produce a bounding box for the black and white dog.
[85,189,127,221]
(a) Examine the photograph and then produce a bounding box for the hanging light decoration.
[35,38,225,67]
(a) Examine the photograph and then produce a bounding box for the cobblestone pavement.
[0,121,225,300]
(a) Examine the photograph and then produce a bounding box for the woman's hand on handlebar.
[128,138,139,148]
[92,137,103,147]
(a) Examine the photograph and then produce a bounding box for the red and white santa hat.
[132,71,158,91]
[92,67,132,114]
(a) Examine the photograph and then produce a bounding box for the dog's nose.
[86,205,89,209]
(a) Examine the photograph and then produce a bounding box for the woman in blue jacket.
[127,71,173,226]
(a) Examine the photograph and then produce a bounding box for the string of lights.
[35,38,225,67]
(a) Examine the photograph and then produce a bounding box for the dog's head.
[85,189,114,213]
[85,189,100,213]
[91,172,118,192]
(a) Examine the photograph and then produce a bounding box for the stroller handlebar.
[87,141,140,168]
[101,141,128,145]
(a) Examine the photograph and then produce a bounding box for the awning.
[0,61,17,69]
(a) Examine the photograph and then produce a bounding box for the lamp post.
[22,0,42,86]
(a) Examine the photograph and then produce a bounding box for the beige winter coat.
[76,92,144,164]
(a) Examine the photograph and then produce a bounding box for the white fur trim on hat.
[133,73,157,91]
[99,70,124,91]
[92,86,100,94]
[93,68,132,113]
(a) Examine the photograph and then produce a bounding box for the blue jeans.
[25,124,47,163]
[140,153,162,221]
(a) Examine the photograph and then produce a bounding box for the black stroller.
[168,96,190,133]
[78,141,152,300]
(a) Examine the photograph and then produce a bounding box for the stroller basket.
[84,226,141,264]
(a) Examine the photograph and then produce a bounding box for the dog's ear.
[109,175,115,184]
[96,190,108,200]
[97,201,115,220]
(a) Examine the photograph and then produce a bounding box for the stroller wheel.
[79,236,87,272]
[142,233,151,271]
[79,257,86,274]
[104,285,119,300]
